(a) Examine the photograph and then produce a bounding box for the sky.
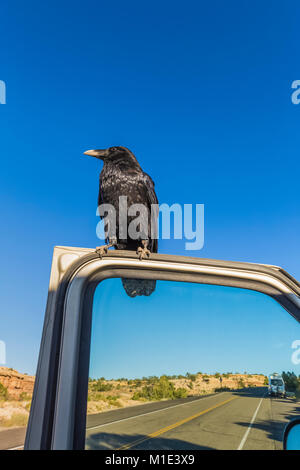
[0,1,299,375]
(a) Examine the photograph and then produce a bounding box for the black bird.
[84,146,158,296]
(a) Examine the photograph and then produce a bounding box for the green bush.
[282,371,300,400]
[0,382,8,400]
[132,376,187,401]
[174,388,188,398]
[105,395,122,407]
[186,373,197,382]
[92,380,113,392]
[19,392,31,401]
[25,402,32,412]
[295,388,300,401]
[237,379,246,389]
[282,372,300,391]
[132,392,144,401]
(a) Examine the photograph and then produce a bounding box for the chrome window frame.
[24,246,300,450]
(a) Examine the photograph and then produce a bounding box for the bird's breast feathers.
[100,171,154,207]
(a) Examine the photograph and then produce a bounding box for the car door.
[24,246,300,450]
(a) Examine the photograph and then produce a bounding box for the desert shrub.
[0,382,8,400]
[0,413,28,427]
[88,391,104,401]
[132,392,142,401]
[102,395,122,407]
[185,372,196,381]
[92,380,113,392]
[25,401,32,412]
[132,376,187,401]
[186,373,197,382]
[237,379,246,389]
[106,395,119,401]
[174,388,188,398]
[147,376,159,384]
[19,392,31,401]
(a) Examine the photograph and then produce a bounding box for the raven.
[84,146,158,296]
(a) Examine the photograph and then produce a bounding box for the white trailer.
[268,374,286,397]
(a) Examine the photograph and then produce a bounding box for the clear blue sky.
[0,1,299,375]
[90,281,300,379]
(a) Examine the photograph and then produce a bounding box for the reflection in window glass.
[85,279,300,450]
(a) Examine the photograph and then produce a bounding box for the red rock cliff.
[0,367,35,400]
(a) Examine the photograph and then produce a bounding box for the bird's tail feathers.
[121,278,156,297]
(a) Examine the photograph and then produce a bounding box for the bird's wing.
[98,174,104,215]
[142,172,159,253]
[143,172,158,206]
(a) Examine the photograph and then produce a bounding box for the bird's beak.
[84,149,109,160]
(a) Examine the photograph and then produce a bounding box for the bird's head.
[84,146,141,170]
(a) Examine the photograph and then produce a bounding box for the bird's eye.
[110,146,118,152]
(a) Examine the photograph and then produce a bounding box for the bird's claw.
[95,240,116,258]
[95,245,108,258]
[137,246,151,260]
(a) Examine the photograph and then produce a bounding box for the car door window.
[85,278,300,451]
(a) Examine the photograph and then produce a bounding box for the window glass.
[85,279,300,450]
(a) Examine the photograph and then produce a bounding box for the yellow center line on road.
[116,396,237,450]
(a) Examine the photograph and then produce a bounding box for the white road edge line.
[86,392,226,431]
[237,394,266,450]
